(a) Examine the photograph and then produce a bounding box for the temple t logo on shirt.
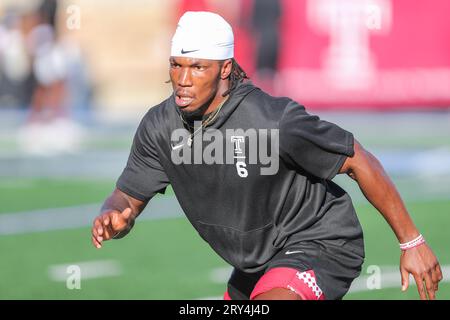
[170,124,279,176]
[231,136,248,178]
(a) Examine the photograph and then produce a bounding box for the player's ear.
[220,59,233,79]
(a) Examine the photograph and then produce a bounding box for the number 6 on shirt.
[236,161,248,178]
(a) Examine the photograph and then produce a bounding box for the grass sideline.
[0,178,448,299]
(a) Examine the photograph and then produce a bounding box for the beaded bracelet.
[399,234,425,251]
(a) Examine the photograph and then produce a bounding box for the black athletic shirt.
[117,82,364,273]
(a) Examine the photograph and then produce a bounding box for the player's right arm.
[91,188,148,249]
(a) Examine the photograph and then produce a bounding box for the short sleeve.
[279,101,354,180]
[116,114,170,201]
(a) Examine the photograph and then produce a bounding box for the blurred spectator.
[26,0,70,122]
[0,0,92,155]
[0,8,35,109]
[251,0,282,93]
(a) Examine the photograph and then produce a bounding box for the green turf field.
[0,178,174,214]
[0,178,115,213]
[0,178,448,300]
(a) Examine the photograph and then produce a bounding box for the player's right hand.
[91,208,134,249]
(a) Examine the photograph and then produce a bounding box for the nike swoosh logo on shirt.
[181,49,200,54]
[285,250,304,255]
[171,143,184,151]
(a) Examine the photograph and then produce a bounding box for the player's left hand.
[400,243,443,300]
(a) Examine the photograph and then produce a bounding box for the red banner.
[276,0,450,109]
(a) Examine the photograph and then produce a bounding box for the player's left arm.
[339,138,443,300]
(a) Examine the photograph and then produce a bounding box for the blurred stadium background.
[0,0,449,300]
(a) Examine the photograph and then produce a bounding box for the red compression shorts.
[224,267,325,300]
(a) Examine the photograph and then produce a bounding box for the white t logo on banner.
[307,0,392,90]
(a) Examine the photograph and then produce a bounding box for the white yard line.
[348,265,450,293]
[0,196,183,235]
[209,266,233,284]
[48,260,122,281]
[2,190,449,236]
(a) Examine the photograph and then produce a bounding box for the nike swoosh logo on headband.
[181,49,200,54]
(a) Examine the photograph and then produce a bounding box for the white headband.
[171,11,234,60]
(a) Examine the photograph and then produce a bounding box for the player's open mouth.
[175,95,194,107]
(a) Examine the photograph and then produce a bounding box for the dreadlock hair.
[222,58,249,97]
